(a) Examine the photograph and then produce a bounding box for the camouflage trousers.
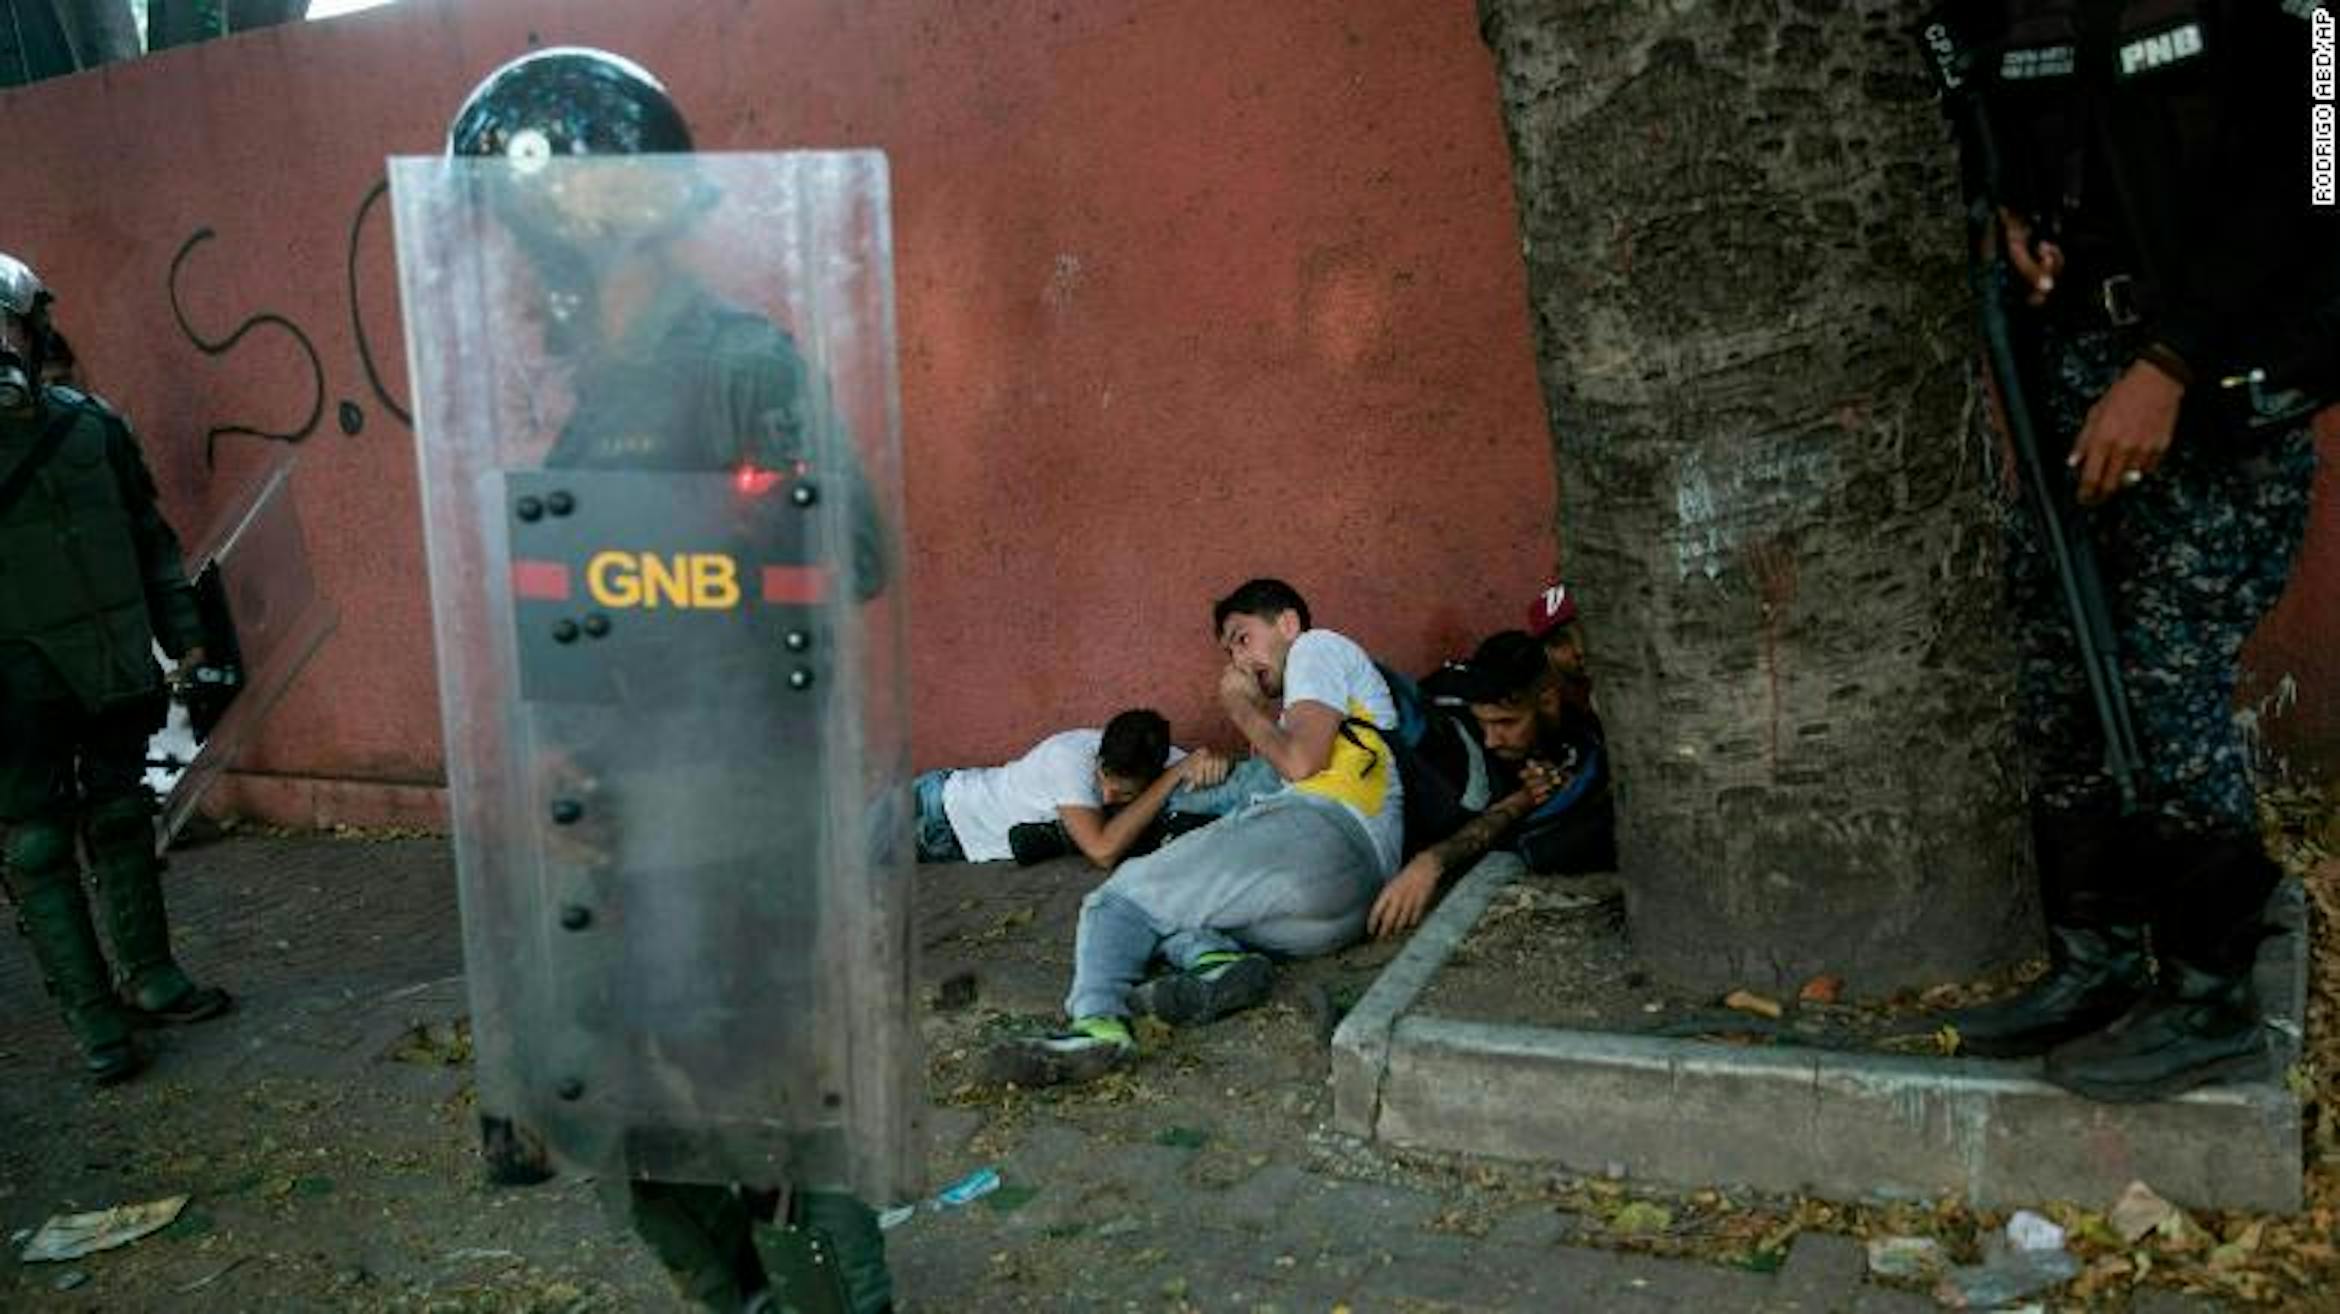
[2003,327,2318,834]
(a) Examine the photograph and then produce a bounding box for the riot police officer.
[0,253,231,1085]
[430,50,903,1312]
[1932,2,2335,1101]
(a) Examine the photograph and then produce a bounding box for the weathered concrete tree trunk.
[1479,0,2036,994]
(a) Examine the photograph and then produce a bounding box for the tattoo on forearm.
[1429,801,1525,873]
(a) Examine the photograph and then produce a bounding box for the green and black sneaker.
[982,1016,1136,1087]
[1129,951,1273,1026]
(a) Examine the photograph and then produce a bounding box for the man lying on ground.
[1369,629,1614,938]
[985,578,1403,1086]
[912,708,1274,870]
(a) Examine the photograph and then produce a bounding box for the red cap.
[1526,580,1577,637]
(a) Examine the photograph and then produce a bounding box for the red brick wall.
[8,0,1561,825]
[8,0,2329,826]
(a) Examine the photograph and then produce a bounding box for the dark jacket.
[548,277,888,598]
[0,386,202,712]
[1961,0,2340,397]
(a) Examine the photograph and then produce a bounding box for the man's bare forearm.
[1225,696,1330,781]
[1224,696,1287,766]
[1425,790,1536,880]
[1070,769,1185,870]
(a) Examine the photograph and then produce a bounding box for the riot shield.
[143,454,338,848]
[389,151,919,1203]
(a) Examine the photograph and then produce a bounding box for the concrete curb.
[1330,853,1527,1137]
[1332,866,2307,1212]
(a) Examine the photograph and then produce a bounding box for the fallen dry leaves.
[1852,784,2340,1310]
[1517,784,2340,1310]
[1798,974,1845,1005]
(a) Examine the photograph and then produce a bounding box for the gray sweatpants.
[1064,790,1384,1021]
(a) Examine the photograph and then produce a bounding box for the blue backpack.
[1340,662,1490,858]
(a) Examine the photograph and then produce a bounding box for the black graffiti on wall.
[169,176,412,466]
[168,227,325,467]
[346,179,412,430]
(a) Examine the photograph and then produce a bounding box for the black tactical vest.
[1972,0,2337,383]
[0,390,169,710]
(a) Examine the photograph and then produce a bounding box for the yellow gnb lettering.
[587,551,641,608]
[639,554,688,608]
[690,555,740,608]
[585,552,743,610]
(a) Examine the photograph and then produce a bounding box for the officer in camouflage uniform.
[441,50,894,1312]
[0,253,231,1085]
[1938,1,2334,1101]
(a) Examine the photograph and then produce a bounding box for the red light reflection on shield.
[733,463,783,496]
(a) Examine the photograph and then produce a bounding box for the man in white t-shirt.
[986,579,1403,1086]
[912,710,1253,870]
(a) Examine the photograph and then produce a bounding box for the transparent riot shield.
[144,453,338,849]
[389,151,919,1203]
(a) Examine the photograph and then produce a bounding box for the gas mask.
[0,311,42,418]
[0,253,51,419]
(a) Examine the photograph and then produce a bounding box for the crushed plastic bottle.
[1933,1242,2078,1309]
[875,1165,1003,1231]
[2004,1209,2066,1253]
[934,1166,1001,1208]
[1864,1235,1946,1281]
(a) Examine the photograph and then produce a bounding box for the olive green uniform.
[0,385,227,1080]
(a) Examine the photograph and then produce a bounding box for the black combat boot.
[5,821,144,1083]
[768,1189,892,1314]
[1949,809,2150,1058]
[2044,960,2264,1102]
[84,798,231,1023]
[478,1114,557,1186]
[608,1178,772,1311]
[2044,829,2279,1102]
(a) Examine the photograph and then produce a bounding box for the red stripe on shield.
[512,560,571,601]
[763,565,829,605]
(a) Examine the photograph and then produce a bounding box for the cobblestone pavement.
[0,834,2194,1311]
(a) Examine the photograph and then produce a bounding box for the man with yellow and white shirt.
[987,578,1403,1087]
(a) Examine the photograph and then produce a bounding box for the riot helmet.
[0,252,52,416]
[447,49,708,355]
[448,47,692,162]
